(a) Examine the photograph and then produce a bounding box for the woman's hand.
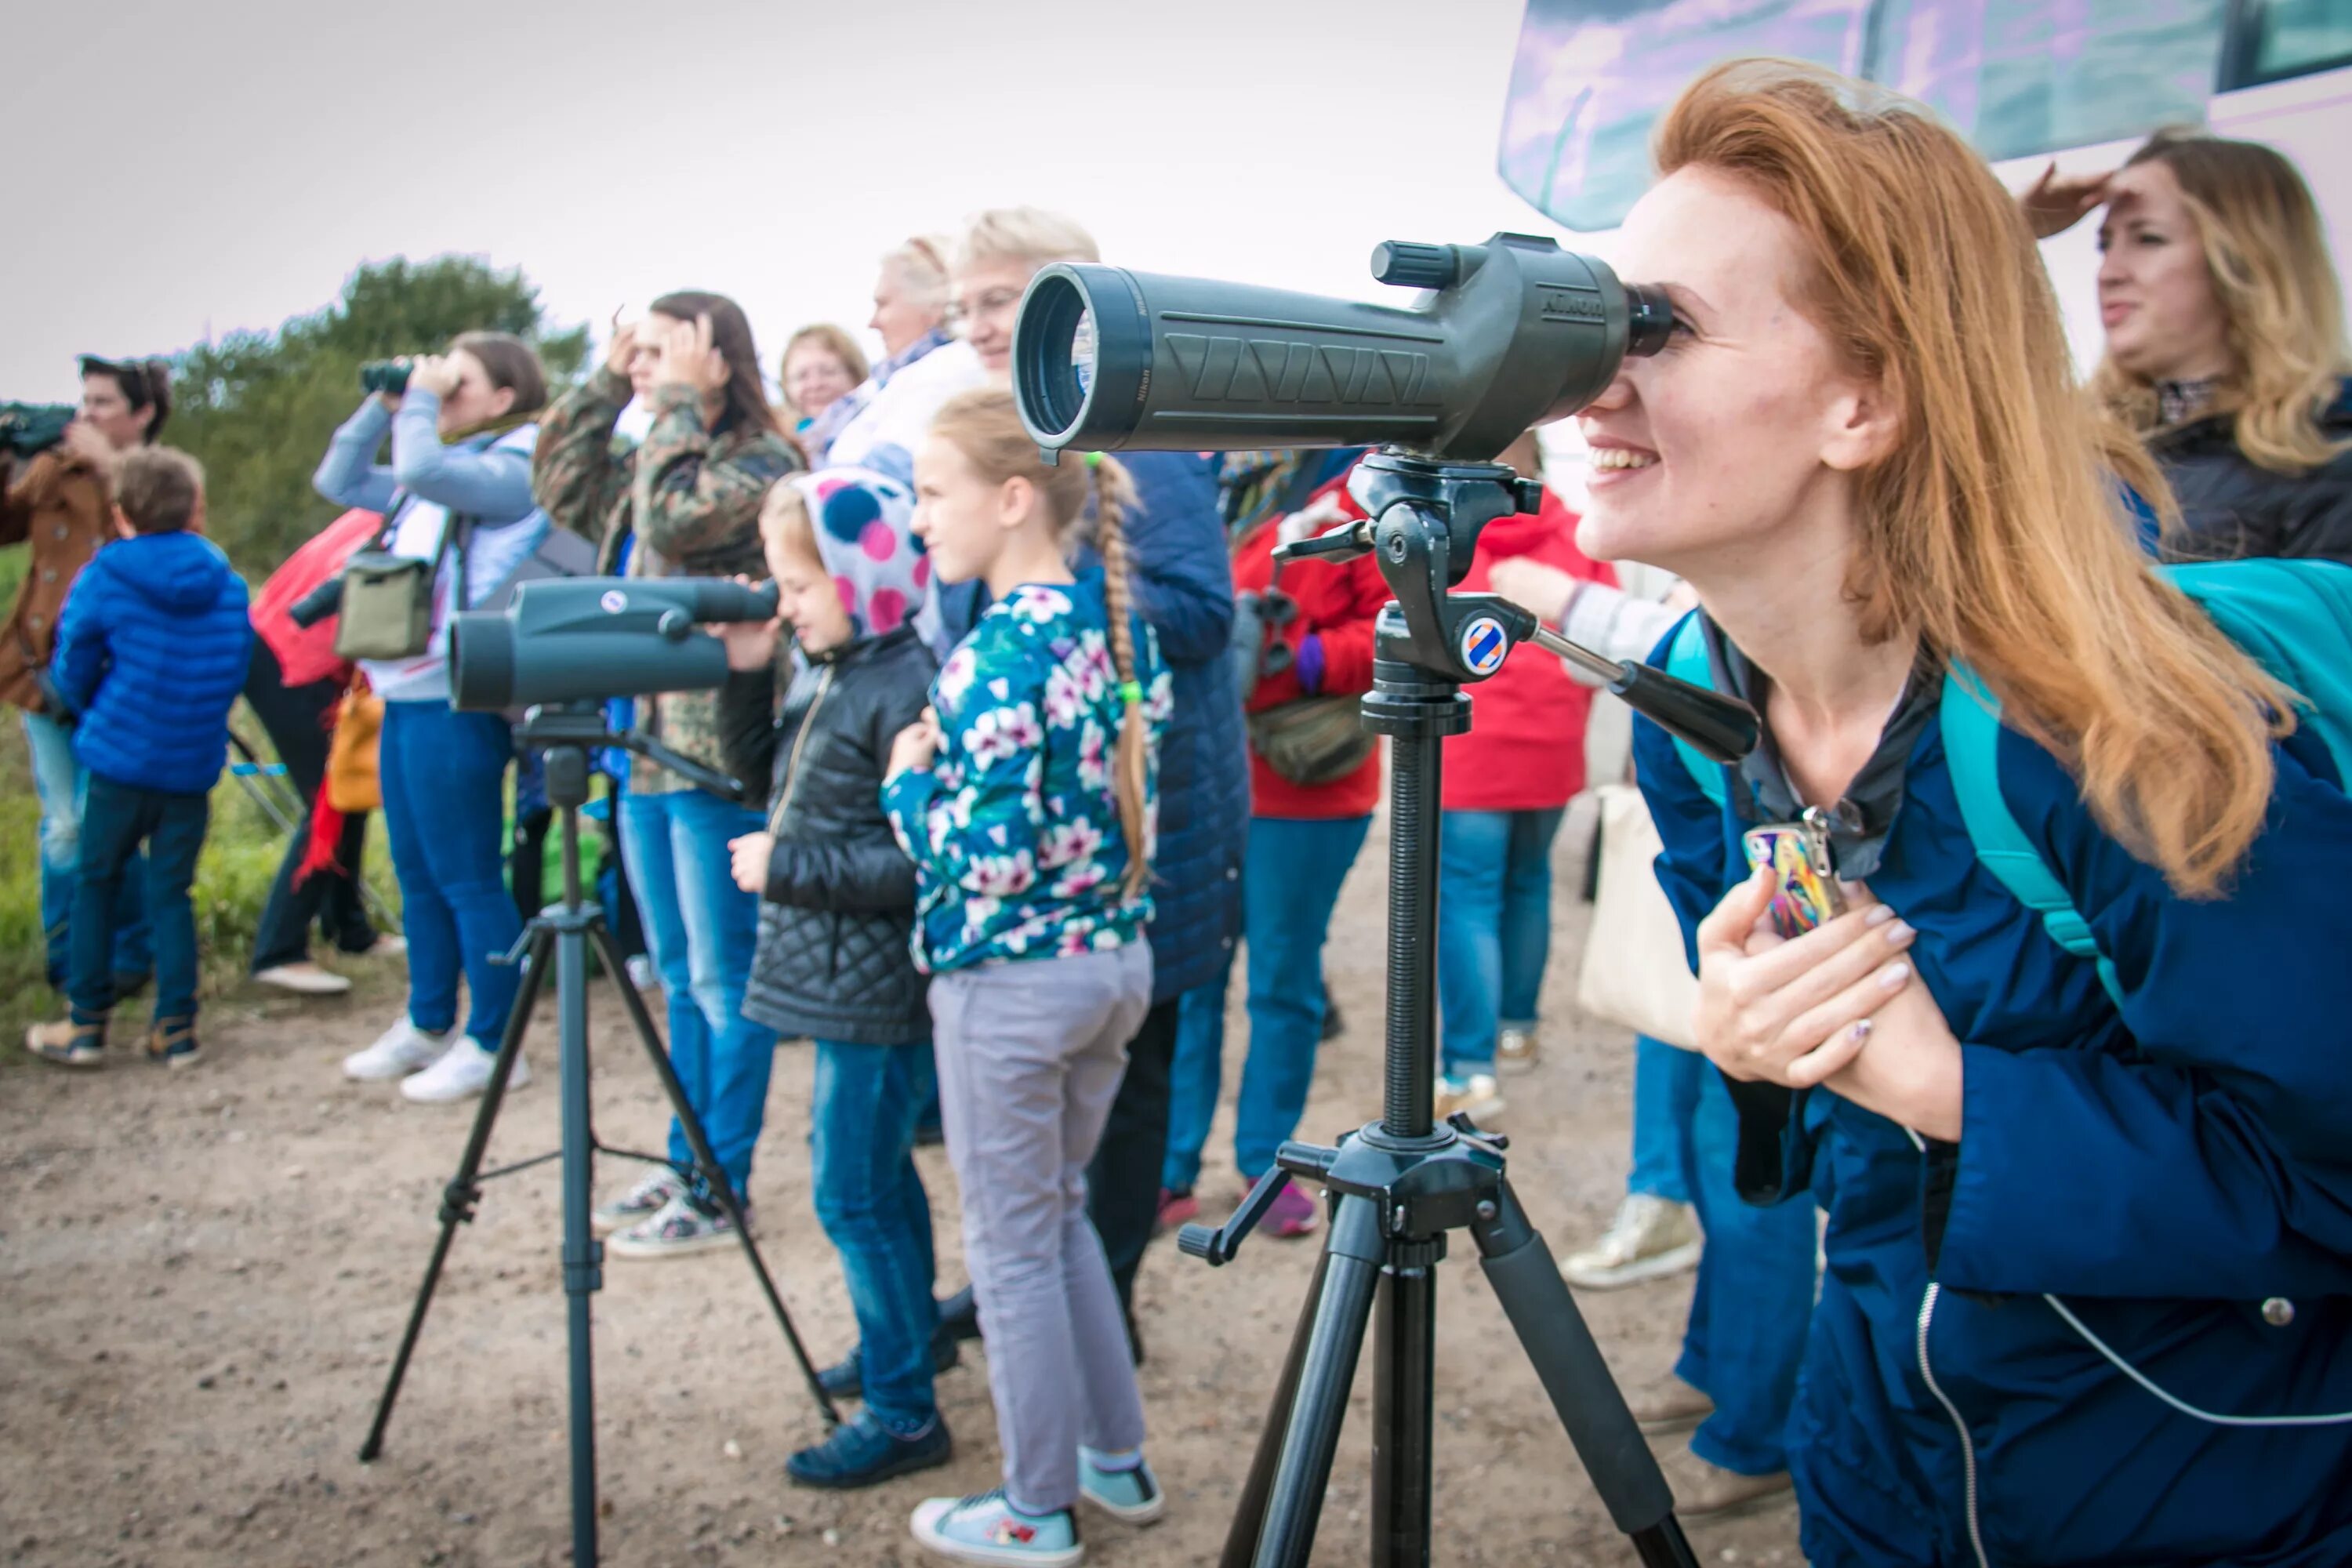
[604,310,638,377]
[1695,869,1965,1138]
[1488,557,1579,623]
[1694,866,1919,1089]
[2020,161,2112,241]
[405,354,460,401]
[727,832,774,895]
[654,313,728,397]
[887,707,942,780]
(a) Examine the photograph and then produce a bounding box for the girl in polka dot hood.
[786,465,944,651]
[715,464,942,1054]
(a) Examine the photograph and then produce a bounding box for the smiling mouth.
[1589,448,1658,471]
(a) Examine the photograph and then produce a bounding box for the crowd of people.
[8,53,2352,1568]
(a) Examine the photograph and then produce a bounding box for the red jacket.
[1442,489,1613,812]
[1234,477,1388,819]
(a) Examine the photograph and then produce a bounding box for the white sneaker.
[399,1038,526,1103]
[1433,1072,1506,1123]
[625,953,658,992]
[343,1018,450,1081]
[256,961,354,996]
[1559,1192,1704,1290]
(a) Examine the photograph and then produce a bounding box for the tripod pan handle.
[1607,660,1759,766]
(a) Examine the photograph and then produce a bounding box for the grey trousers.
[931,942,1155,1514]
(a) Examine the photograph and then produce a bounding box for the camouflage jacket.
[533,366,802,793]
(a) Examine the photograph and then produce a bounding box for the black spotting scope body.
[1013,234,1668,463]
[450,575,778,713]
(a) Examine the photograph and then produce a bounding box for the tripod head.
[512,702,747,811]
[1278,448,1757,763]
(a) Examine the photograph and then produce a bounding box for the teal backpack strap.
[1664,614,1728,808]
[1941,665,2123,1005]
[2164,558,2352,786]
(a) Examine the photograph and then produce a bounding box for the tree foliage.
[168,256,586,572]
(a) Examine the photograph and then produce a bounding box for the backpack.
[1663,558,2352,1004]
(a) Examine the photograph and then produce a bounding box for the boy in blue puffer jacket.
[26,448,251,1069]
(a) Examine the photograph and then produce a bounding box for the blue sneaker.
[788,1409,951,1490]
[909,1489,1082,1566]
[1077,1447,1165,1524]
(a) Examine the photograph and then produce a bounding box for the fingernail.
[1885,920,1915,946]
[1849,1018,1873,1044]
[1865,905,1896,927]
[1878,961,1911,990]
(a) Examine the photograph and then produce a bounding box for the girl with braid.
[884,388,1173,1565]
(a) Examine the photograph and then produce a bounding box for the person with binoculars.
[314,330,552,1103]
[1610,60,2352,1566]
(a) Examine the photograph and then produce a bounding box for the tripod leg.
[1371,1243,1439,1568]
[586,921,842,1428]
[360,923,554,1463]
[554,920,600,1567]
[1220,1245,1333,1568]
[1238,1193,1385,1568]
[1472,1181,1697,1568]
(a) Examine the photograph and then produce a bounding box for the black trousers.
[1085,996,1180,1326]
[244,640,375,972]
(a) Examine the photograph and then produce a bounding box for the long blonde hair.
[1661,60,2288,895]
[2089,127,2351,477]
[927,388,1152,897]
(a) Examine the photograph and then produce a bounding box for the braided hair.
[927,387,1152,896]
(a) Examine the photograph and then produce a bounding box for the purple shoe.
[1261,1181,1321,1239]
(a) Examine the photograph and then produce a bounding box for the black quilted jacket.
[717,626,937,1045]
[2154,382,2352,566]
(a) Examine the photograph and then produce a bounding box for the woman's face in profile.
[1573,164,1875,579]
[2096,160,2231,386]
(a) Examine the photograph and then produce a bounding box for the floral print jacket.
[882,571,1173,974]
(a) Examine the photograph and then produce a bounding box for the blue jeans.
[380,701,521,1043]
[1436,807,1565,1076]
[619,789,776,1200]
[1675,1064,1817,1476]
[68,775,205,1027]
[811,1039,939,1435]
[25,710,148,987]
[1630,1034,1700,1204]
[1162,961,1235,1193]
[1233,814,1373,1178]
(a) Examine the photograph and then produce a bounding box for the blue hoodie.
[54,531,252,796]
[1637,613,2352,1567]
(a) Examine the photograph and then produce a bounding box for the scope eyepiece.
[1623,285,1674,360]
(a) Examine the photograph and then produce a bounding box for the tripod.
[1176,451,1758,1568]
[358,705,840,1567]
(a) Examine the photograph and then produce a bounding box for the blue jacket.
[935,452,1247,1003]
[55,532,252,796]
[1636,616,2352,1566]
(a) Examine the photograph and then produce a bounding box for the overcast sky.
[11,2,2343,407]
[6,0,1589,401]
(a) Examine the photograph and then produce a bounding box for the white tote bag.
[1576,783,1702,1050]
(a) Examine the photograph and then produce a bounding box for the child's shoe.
[1260,1181,1321,1240]
[787,1409,953,1489]
[25,1018,105,1069]
[910,1489,1081,1566]
[1154,1187,1199,1233]
[592,1168,684,1235]
[608,1191,746,1259]
[145,1018,202,1069]
[1077,1447,1166,1524]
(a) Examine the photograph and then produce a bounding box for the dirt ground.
[0,797,1803,1568]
